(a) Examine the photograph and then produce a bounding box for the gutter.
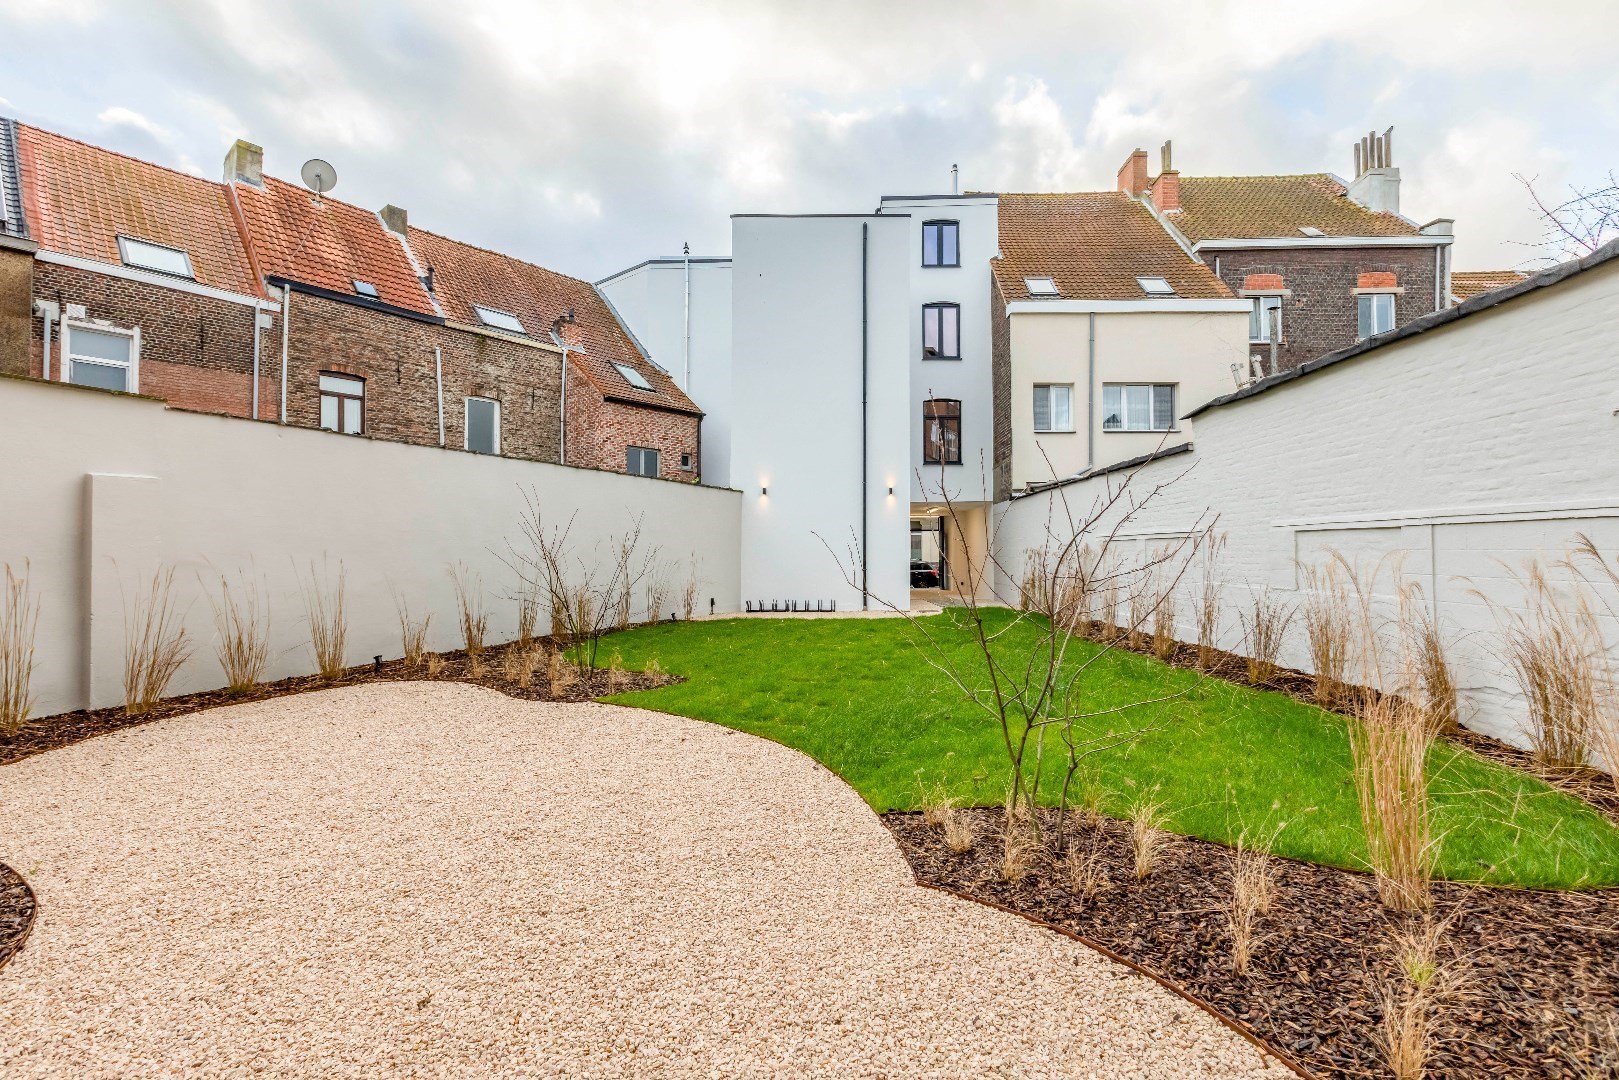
[266,276,445,325]
[1085,313,1095,473]
[860,221,869,611]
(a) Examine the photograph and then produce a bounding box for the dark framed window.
[921,220,959,267]
[922,302,960,359]
[627,445,660,477]
[923,399,962,465]
[318,372,365,434]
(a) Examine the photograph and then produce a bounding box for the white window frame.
[1024,276,1059,296]
[472,305,526,334]
[353,280,379,299]
[1136,276,1176,296]
[62,319,140,393]
[1249,294,1284,343]
[464,396,501,455]
[116,236,194,279]
[1357,292,1396,340]
[318,372,366,435]
[1102,383,1176,433]
[1032,383,1074,433]
[613,362,655,391]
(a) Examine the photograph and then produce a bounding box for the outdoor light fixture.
[761,486,768,495]
[888,485,894,495]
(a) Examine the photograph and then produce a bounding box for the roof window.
[1136,276,1176,296]
[353,280,379,299]
[473,305,526,334]
[117,236,194,278]
[614,363,654,391]
[1299,226,1326,238]
[1024,276,1059,296]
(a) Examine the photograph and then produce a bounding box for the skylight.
[1136,276,1176,296]
[473,305,526,334]
[614,363,654,391]
[1024,276,1059,296]
[353,280,380,299]
[1299,226,1326,238]
[117,236,194,278]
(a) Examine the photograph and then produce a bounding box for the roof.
[15,123,264,296]
[406,225,701,416]
[993,191,1232,301]
[1172,174,1421,243]
[1187,235,1619,419]
[0,119,26,240]
[231,176,436,315]
[1450,269,1528,302]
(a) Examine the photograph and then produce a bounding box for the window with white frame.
[1032,384,1073,432]
[921,220,959,267]
[922,302,960,359]
[1249,295,1283,342]
[1136,276,1176,296]
[1102,383,1176,432]
[472,305,525,334]
[117,236,194,278]
[319,372,365,434]
[1023,276,1059,296]
[613,362,654,391]
[627,445,660,477]
[1357,292,1396,339]
[65,323,138,392]
[465,396,500,455]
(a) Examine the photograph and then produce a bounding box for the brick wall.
[565,366,700,482]
[989,273,1012,501]
[0,247,32,376]
[1210,244,1442,371]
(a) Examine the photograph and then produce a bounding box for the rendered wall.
[993,252,1619,746]
[0,375,742,716]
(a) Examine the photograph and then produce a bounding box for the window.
[1249,295,1283,342]
[473,305,525,334]
[680,453,693,471]
[627,446,660,477]
[352,280,379,299]
[1023,276,1059,296]
[465,397,500,455]
[1136,276,1176,296]
[922,302,960,359]
[1299,226,1326,238]
[921,220,959,267]
[1102,384,1175,432]
[614,362,654,391]
[66,324,138,392]
[318,372,365,434]
[922,399,962,465]
[1033,384,1073,432]
[117,236,193,278]
[1358,293,1395,339]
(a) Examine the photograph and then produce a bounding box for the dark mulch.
[887,808,1619,1079]
[0,642,680,767]
[0,861,37,973]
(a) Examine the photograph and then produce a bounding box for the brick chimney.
[380,204,408,235]
[1116,148,1150,197]
[223,139,263,188]
[1149,139,1180,213]
[1346,126,1400,215]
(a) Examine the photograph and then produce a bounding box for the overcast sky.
[2,0,1614,281]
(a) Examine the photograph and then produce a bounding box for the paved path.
[0,683,1285,1077]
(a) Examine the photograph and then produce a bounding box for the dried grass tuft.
[1299,560,1354,707]
[301,562,348,681]
[503,644,538,689]
[1063,841,1109,900]
[0,563,40,738]
[1129,797,1170,880]
[425,653,445,677]
[1240,587,1295,685]
[123,566,193,716]
[941,807,975,854]
[644,657,663,678]
[448,563,489,658]
[1378,917,1464,1080]
[646,568,672,624]
[515,585,539,648]
[1151,573,1179,661]
[999,823,1040,884]
[548,648,571,698]
[395,597,431,668]
[208,570,269,694]
[1401,581,1459,734]
[1227,837,1276,975]
[1196,533,1226,671]
[680,556,702,621]
[1350,691,1435,912]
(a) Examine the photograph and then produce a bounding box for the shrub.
[0,563,40,737]
[123,566,193,715]
[207,570,269,694]
[301,561,348,681]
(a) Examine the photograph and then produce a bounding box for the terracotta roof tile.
[16,124,265,297]
[1450,270,1528,301]
[1173,174,1420,243]
[406,226,700,415]
[992,192,1232,301]
[231,176,437,315]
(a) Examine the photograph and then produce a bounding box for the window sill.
[1033,429,1076,435]
[921,263,962,270]
[922,462,964,467]
[1103,428,1180,435]
[921,356,962,362]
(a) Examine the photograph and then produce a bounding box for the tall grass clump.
[515,583,539,648]
[680,556,702,621]
[1488,561,1601,769]
[1151,567,1179,661]
[394,594,431,668]
[449,562,489,659]
[207,570,269,694]
[1196,532,1226,671]
[1400,581,1459,733]
[1299,559,1354,707]
[1227,836,1276,975]
[1378,917,1463,1080]
[301,561,348,681]
[0,563,40,737]
[646,567,672,624]
[1129,796,1170,880]
[1350,691,1436,911]
[1240,587,1294,684]
[123,566,193,715]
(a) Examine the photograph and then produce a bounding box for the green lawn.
[596,610,1619,889]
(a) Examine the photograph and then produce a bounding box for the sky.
[2,0,1615,282]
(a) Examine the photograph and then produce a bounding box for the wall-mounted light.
[887,486,894,496]
[761,486,768,496]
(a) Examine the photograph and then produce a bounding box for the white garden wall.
[0,375,742,715]
[993,246,1619,747]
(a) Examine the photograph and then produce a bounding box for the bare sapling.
[1129,796,1170,880]
[1196,531,1227,671]
[0,563,40,737]
[1240,587,1295,685]
[1227,835,1276,975]
[123,565,194,715]
[1399,579,1458,733]
[1299,559,1354,707]
[301,560,348,681]
[394,594,432,668]
[448,562,489,658]
[207,570,270,694]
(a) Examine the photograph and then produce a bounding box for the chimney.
[1116,147,1150,197]
[1346,126,1400,215]
[223,139,263,187]
[380,204,408,235]
[1149,139,1180,213]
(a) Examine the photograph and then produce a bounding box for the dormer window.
[1024,276,1059,296]
[1136,276,1176,296]
[921,221,959,267]
[614,362,654,391]
[353,280,379,299]
[117,236,193,278]
[473,305,526,334]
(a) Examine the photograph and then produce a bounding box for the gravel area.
[0,682,1286,1077]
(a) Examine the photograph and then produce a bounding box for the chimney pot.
[380,204,408,235]
[1116,148,1150,197]
[223,139,263,187]
[1347,125,1400,214]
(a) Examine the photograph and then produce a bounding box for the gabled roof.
[15,123,265,296]
[1173,174,1421,243]
[231,176,437,316]
[993,191,1232,301]
[1450,269,1528,302]
[0,118,27,241]
[406,226,701,415]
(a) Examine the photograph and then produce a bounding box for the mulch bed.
[886,807,1619,1079]
[0,641,680,767]
[0,861,37,973]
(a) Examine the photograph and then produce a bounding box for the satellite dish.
[300,158,337,197]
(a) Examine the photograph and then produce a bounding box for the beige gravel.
[0,682,1286,1077]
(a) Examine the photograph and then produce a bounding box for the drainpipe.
[558,345,569,465]
[682,241,691,391]
[1434,245,1443,310]
[34,300,57,381]
[1085,312,1096,473]
[251,306,262,419]
[434,346,445,446]
[860,222,869,611]
[278,284,291,423]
